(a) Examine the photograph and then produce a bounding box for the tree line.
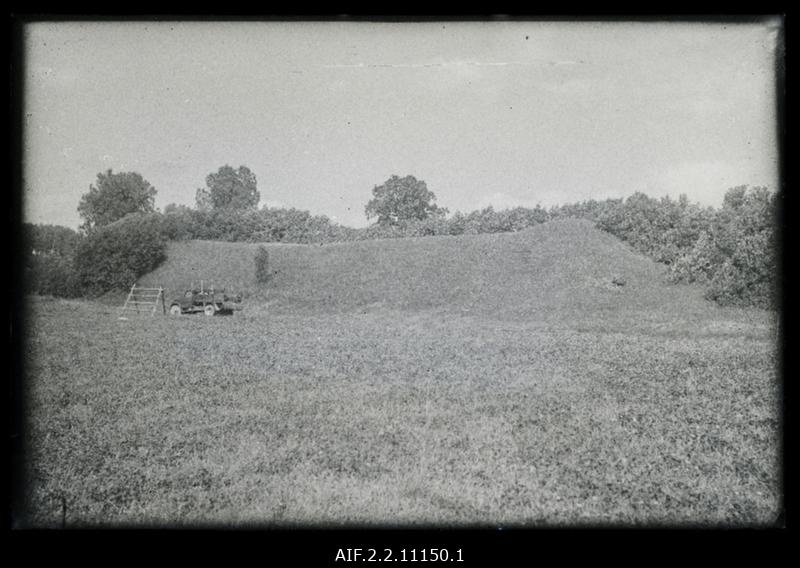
[21,165,779,309]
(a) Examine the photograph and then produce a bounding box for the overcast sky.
[22,20,781,229]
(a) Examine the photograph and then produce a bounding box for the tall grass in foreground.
[18,291,779,527]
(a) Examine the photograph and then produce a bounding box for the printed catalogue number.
[334,549,464,562]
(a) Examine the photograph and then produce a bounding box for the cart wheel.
[204,305,216,316]
[169,304,182,316]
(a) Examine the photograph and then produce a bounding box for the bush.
[22,223,83,297]
[704,231,776,309]
[702,187,776,309]
[161,204,197,240]
[74,213,167,296]
[255,246,270,283]
[24,253,82,298]
[668,231,720,284]
[603,186,779,310]
[23,223,82,257]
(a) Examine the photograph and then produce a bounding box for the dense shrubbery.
[549,198,624,224]
[23,253,82,298]
[703,187,778,309]
[160,202,553,243]
[73,213,167,296]
[23,223,83,257]
[587,188,778,310]
[461,205,550,234]
[249,208,358,243]
[594,193,717,265]
[162,205,357,243]
[22,224,83,297]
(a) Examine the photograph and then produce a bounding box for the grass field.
[19,219,781,527]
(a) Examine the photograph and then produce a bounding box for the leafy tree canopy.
[365,175,448,225]
[77,169,157,233]
[196,165,260,211]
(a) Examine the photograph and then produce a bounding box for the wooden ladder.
[119,284,166,317]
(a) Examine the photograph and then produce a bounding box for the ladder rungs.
[119,312,157,315]
[119,286,164,317]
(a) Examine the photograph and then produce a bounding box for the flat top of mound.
[140,218,717,322]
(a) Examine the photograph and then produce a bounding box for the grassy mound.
[139,240,264,298]
[141,218,710,321]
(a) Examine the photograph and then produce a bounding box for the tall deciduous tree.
[77,169,157,233]
[364,175,447,225]
[195,165,260,211]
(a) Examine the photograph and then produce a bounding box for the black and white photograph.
[12,16,783,533]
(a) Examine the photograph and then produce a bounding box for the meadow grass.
[19,219,781,527]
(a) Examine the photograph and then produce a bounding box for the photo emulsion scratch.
[15,19,783,530]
